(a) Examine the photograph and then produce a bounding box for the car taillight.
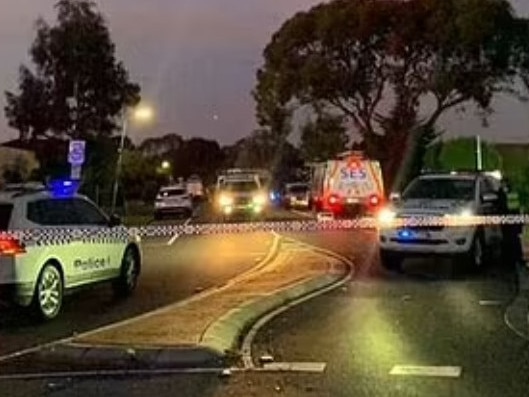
[0,237,25,256]
[369,194,380,206]
[328,194,339,205]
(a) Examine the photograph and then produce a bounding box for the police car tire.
[465,232,485,270]
[32,262,64,321]
[113,247,140,297]
[380,250,403,272]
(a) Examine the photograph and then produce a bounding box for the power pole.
[476,135,483,171]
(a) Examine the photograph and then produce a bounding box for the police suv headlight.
[219,195,233,206]
[377,207,396,227]
[444,208,474,226]
[253,193,267,205]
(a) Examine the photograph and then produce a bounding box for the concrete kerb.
[199,273,344,356]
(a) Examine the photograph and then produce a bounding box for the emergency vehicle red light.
[0,237,25,256]
[369,194,380,206]
[328,194,339,205]
[349,160,360,169]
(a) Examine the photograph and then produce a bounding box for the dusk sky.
[0,0,528,145]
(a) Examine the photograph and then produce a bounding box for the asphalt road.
[3,221,527,396]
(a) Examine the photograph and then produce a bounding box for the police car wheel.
[113,247,140,297]
[466,233,484,270]
[380,250,403,272]
[33,263,63,321]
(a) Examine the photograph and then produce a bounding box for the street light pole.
[111,109,128,214]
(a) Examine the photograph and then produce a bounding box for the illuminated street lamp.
[161,160,171,170]
[111,103,155,213]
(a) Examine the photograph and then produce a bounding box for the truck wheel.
[380,250,403,272]
[32,262,64,321]
[113,247,140,298]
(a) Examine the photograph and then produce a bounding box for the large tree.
[300,110,349,162]
[5,0,140,141]
[255,0,528,190]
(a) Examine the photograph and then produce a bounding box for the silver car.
[154,185,193,220]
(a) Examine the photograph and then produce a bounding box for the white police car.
[377,172,503,271]
[0,180,142,320]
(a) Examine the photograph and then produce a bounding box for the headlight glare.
[219,195,233,206]
[377,207,396,226]
[253,193,267,205]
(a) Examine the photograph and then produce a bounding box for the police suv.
[0,181,142,320]
[216,173,268,219]
[377,172,503,271]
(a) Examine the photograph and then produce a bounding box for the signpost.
[68,140,85,180]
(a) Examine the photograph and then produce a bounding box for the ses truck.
[310,151,385,217]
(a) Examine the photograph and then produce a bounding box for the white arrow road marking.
[389,365,462,378]
[167,218,192,246]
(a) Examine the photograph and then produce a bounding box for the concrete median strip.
[27,236,349,369]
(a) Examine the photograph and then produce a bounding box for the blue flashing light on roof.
[48,179,80,198]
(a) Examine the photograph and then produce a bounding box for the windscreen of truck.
[224,181,258,192]
[287,185,309,194]
[0,203,13,230]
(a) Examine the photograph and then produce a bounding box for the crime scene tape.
[0,214,528,244]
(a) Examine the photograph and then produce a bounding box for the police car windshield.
[224,181,258,192]
[0,203,12,230]
[403,178,475,201]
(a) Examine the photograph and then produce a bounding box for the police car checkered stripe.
[1,214,529,243]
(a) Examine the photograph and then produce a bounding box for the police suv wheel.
[113,247,140,297]
[380,250,403,272]
[466,233,484,270]
[33,263,63,321]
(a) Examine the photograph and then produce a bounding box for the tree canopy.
[300,111,349,162]
[5,0,140,141]
[255,0,529,189]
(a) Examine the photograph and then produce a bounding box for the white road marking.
[479,300,502,306]
[290,209,314,219]
[262,362,327,373]
[167,218,192,246]
[389,365,462,378]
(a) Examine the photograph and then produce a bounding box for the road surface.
[2,223,527,397]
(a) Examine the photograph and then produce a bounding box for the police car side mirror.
[109,214,122,227]
[481,193,498,203]
[389,192,401,203]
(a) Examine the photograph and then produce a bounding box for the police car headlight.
[253,193,267,205]
[444,208,474,226]
[458,208,473,218]
[219,194,233,206]
[444,208,473,218]
[377,207,396,227]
